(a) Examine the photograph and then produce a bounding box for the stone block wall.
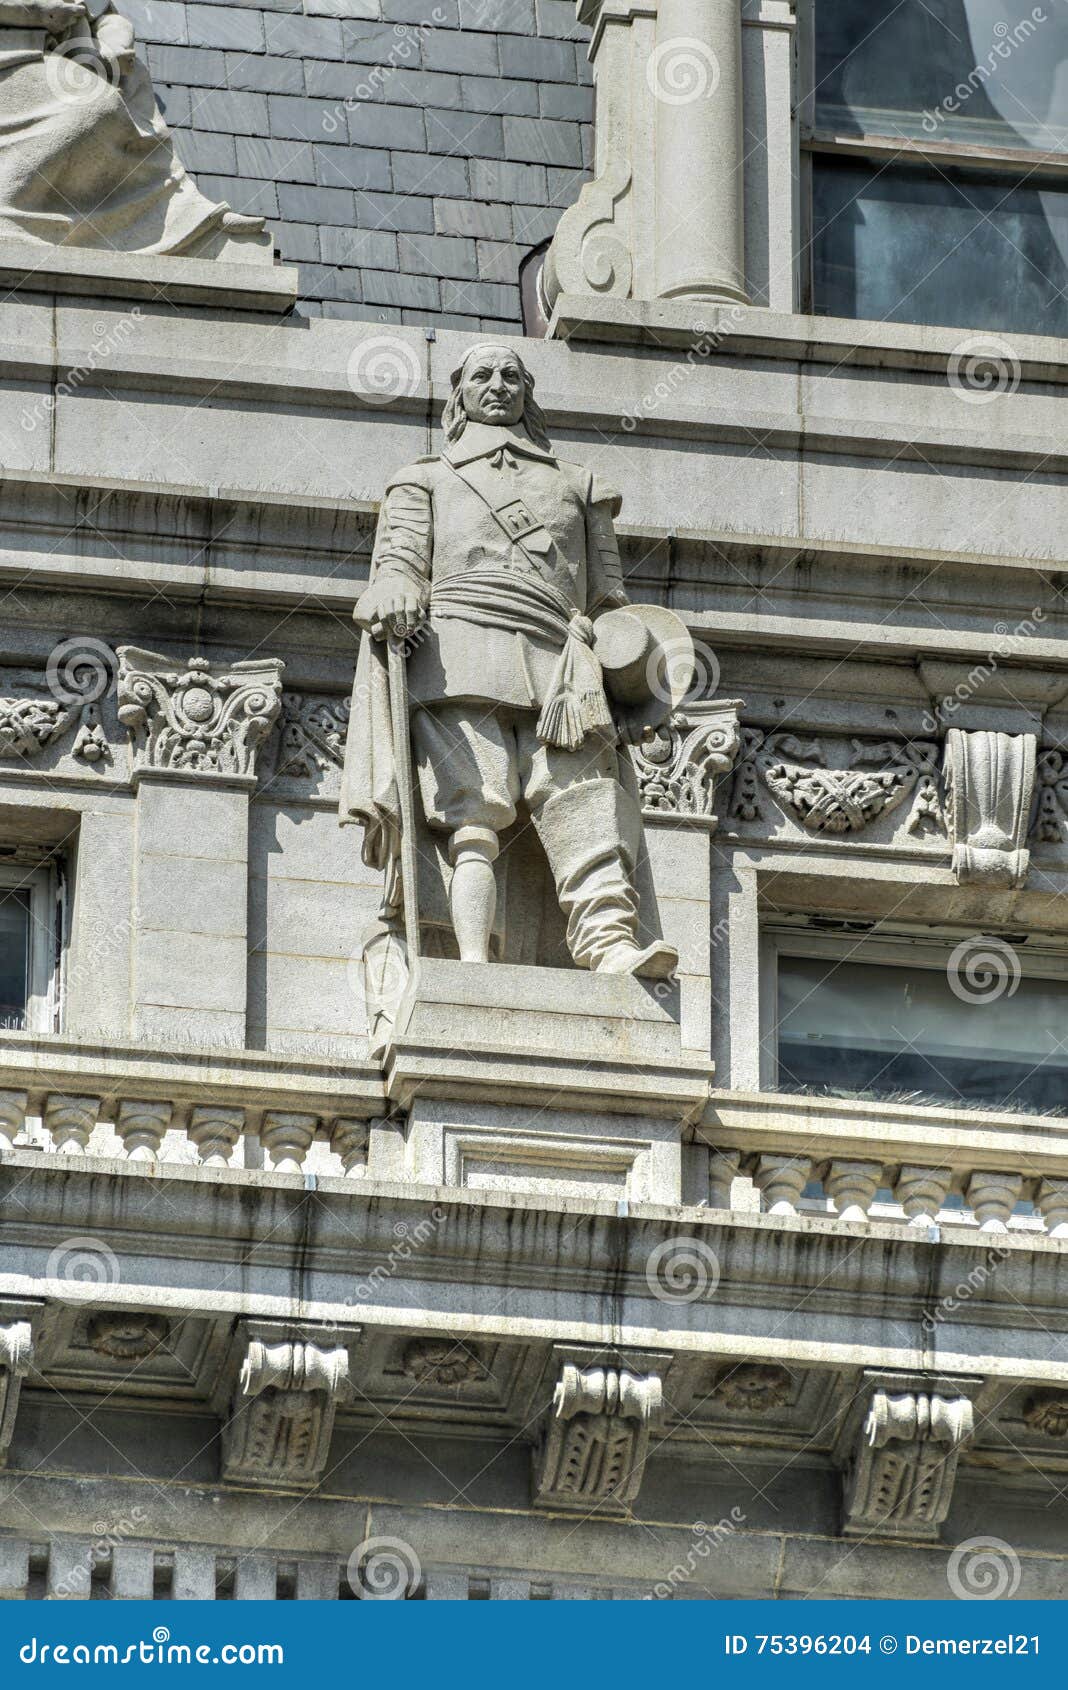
[125,0,593,329]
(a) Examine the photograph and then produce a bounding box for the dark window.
[0,889,31,1029]
[777,951,1068,1113]
[807,0,1068,334]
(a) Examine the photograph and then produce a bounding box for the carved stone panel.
[117,648,284,784]
[729,732,943,837]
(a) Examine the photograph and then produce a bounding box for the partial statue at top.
[341,343,694,1038]
[0,0,268,258]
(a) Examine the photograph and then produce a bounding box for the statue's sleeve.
[370,471,434,596]
[586,471,628,611]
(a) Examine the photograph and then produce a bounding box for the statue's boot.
[532,778,679,981]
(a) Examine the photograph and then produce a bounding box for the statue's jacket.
[340,421,627,872]
[370,422,627,712]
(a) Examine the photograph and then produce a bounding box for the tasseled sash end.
[536,614,614,750]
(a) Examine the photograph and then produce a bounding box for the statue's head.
[444,343,551,450]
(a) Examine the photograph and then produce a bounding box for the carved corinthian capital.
[221,1324,356,1490]
[945,729,1036,887]
[535,1360,664,1513]
[631,698,743,825]
[0,1319,34,1466]
[117,647,284,786]
[837,1377,976,1541]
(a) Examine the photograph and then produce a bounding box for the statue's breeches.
[411,703,619,833]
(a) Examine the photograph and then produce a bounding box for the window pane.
[815,0,1068,153]
[0,892,29,1030]
[813,157,1068,334]
[777,953,1068,1113]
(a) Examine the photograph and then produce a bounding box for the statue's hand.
[354,579,428,641]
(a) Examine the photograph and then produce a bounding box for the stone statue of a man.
[341,342,679,982]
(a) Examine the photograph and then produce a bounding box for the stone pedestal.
[379,957,712,1204]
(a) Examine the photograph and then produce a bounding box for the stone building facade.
[0,0,1066,1603]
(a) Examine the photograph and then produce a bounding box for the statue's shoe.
[594,940,679,981]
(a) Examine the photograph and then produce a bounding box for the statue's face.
[460,350,526,427]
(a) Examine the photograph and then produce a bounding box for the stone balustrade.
[0,1033,382,1178]
[705,1091,1068,1238]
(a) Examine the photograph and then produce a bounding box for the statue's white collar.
[443,422,556,466]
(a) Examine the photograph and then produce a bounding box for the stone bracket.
[0,1302,43,1468]
[945,728,1036,887]
[631,697,743,826]
[534,1346,669,1514]
[220,1320,360,1491]
[117,647,285,787]
[834,1371,981,1541]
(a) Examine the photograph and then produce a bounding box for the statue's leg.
[524,734,678,980]
[410,705,518,964]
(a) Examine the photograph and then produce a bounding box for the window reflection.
[777,953,1068,1114]
[816,0,1068,153]
[814,158,1068,333]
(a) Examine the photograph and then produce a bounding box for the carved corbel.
[221,1322,358,1490]
[0,1319,34,1466]
[836,1374,977,1541]
[944,729,1036,887]
[535,1358,665,1513]
[631,698,743,825]
[117,647,284,786]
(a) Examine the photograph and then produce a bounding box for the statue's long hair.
[443,345,552,452]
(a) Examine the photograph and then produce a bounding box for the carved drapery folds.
[0,1320,34,1467]
[729,732,943,837]
[631,699,742,825]
[117,648,284,785]
[541,0,748,320]
[535,1360,664,1513]
[839,1381,975,1541]
[944,729,1036,887]
[221,1326,354,1490]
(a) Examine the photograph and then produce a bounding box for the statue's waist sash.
[428,570,612,752]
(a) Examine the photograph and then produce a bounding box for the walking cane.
[386,628,421,961]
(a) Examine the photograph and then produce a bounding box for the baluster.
[1035,1178,1068,1239]
[0,1090,27,1150]
[188,1106,244,1167]
[332,1118,369,1177]
[707,1147,741,1210]
[965,1170,1023,1232]
[116,1100,172,1162]
[260,1111,317,1174]
[751,1152,811,1216]
[824,1159,882,1224]
[894,1164,953,1227]
[44,1095,99,1156]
